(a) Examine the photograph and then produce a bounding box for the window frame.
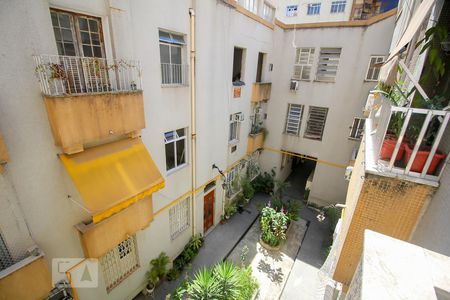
[330,1,346,13]
[286,5,299,17]
[284,104,304,136]
[293,47,315,81]
[349,117,366,140]
[159,30,186,86]
[304,106,329,141]
[262,2,275,21]
[229,113,242,143]
[164,128,188,174]
[365,55,385,81]
[169,197,191,240]
[316,47,342,82]
[307,3,321,15]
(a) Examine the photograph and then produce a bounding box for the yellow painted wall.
[251,82,272,102]
[247,133,264,154]
[0,257,52,300]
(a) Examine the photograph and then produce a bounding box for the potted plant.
[380,112,408,161]
[224,201,237,219]
[259,205,289,251]
[144,252,169,295]
[241,176,254,202]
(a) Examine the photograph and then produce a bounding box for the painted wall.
[276,0,352,24]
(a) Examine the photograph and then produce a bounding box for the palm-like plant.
[188,267,222,300]
[213,261,239,300]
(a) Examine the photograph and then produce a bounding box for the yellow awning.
[60,138,164,223]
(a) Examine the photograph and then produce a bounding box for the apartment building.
[0,0,396,299]
[328,0,450,293]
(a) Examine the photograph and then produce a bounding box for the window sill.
[348,137,362,141]
[364,79,378,82]
[292,78,311,82]
[313,80,336,84]
[228,139,240,146]
[161,84,189,88]
[304,136,323,141]
[166,163,189,176]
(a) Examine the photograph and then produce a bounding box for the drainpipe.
[189,6,197,236]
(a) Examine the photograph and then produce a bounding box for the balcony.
[247,132,264,154]
[364,92,450,185]
[0,132,8,172]
[161,63,189,86]
[33,55,145,154]
[251,82,271,103]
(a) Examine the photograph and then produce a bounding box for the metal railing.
[366,93,450,182]
[33,55,142,96]
[161,63,189,86]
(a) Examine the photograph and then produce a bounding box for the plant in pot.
[224,201,237,219]
[259,206,289,250]
[241,176,254,203]
[145,252,170,294]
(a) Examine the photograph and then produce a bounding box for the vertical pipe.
[189,6,197,236]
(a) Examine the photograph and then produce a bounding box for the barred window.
[226,165,240,197]
[169,197,190,240]
[284,104,304,135]
[366,56,385,81]
[307,3,321,15]
[293,48,315,80]
[100,236,139,293]
[286,5,298,17]
[349,118,366,140]
[316,48,341,82]
[304,106,328,141]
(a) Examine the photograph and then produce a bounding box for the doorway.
[203,190,215,233]
[256,52,265,82]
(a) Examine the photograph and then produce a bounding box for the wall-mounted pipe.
[189,6,197,236]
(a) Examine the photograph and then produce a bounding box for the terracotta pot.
[403,144,446,175]
[380,138,406,161]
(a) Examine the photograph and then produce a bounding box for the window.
[229,113,242,142]
[232,47,245,84]
[366,56,385,81]
[159,30,186,85]
[307,3,321,15]
[169,197,190,240]
[304,106,328,140]
[100,236,139,293]
[293,48,315,80]
[330,1,346,13]
[262,2,275,21]
[316,48,341,82]
[244,0,258,13]
[225,165,240,197]
[349,118,366,140]
[286,5,298,17]
[51,9,105,58]
[284,104,304,135]
[164,128,187,172]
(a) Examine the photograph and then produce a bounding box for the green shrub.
[173,234,204,273]
[224,201,237,218]
[147,252,170,285]
[260,206,289,247]
[326,207,340,234]
[241,176,255,200]
[286,200,301,221]
[166,268,180,281]
[252,169,275,193]
[236,266,258,300]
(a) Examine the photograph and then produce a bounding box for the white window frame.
[286,5,298,17]
[365,55,385,81]
[229,113,242,143]
[349,117,366,140]
[262,2,275,21]
[100,236,139,293]
[243,0,258,13]
[316,48,341,82]
[159,30,186,86]
[293,48,315,81]
[284,104,304,135]
[330,1,346,13]
[169,197,190,240]
[225,165,241,197]
[307,3,321,15]
[304,106,328,141]
[164,128,188,173]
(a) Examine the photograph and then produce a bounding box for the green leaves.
[260,206,289,247]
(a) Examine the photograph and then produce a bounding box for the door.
[203,190,215,232]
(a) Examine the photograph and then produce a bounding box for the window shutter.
[304,106,328,140]
[316,48,341,82]
[285,104,304,135]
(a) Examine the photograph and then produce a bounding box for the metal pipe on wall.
[189,5,197,236]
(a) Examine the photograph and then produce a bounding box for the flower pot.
[380,136,406,161]
[259,236,282,251]
[403,144,446,175]
[144,283,155,295]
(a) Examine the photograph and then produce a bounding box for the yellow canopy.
[60,138,164,223]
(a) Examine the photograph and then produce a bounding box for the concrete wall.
[261,16,395,205]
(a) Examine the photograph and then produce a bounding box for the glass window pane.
[159,30,171,42]
[58,14,70,28]
[81,32,90,44]
[93,46,102,58]
[159,44,170,64]
[56,42,64,55]
[78,18,89,31]
[89,19,98,32]
[64,43,76,56]
[62,29,73,42]
[53,28,61,41]
[165,131,175,142]
[165,143,175,170]
[83,45,93,57]
[176,140,186,166]
[176,128,185,137]
[170,46,182,64]
[51,12,59,26]
[91,33,100,45]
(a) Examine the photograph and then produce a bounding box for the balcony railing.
[161,63,189,86]
[33,55,142,96]
[365,93,450,183]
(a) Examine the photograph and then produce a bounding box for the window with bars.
[159,30,187,85]
[293,48,315,80]
[286,5,299,17]
[304,106,328,140]
[284,104,304,135]
[164,128,187,172]
[349,118,366,140]
[365,56,385,81]
[169,197,190,240]
[316,48,341,82]
[330,1,346,13]
[307,3,321,15]
[226,165,241,197]
[229,113,242,142]
[100,236,139,293]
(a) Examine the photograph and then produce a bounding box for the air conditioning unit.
[344,166,353,181]
[290,80,299,91]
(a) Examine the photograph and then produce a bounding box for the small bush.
[166,268,180,281]
[260,206,289,247]
[252,169,275,194]
[172,234,204,273]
